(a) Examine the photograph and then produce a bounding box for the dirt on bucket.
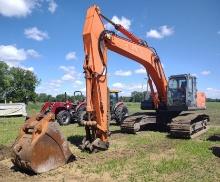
[0,145,12,161]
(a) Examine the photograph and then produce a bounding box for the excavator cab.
[167,74,201,111]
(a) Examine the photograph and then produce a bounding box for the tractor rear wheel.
[57,110,71,125]
[77,108,87,126]
[115,105,128,125]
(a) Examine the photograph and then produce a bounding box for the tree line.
[36,91,149,103]
[36,91,220,103]
[206,98,220,102]
[0,61,39,103]
[0,61,219,103]
[36,93,85,102]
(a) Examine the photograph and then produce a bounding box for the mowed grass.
[0,102,43,144]
[0,102,220,181]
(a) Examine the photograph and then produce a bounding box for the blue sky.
[0,0,219,98]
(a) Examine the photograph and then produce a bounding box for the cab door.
[187,77,196,108]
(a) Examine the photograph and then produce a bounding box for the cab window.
[169,78,186,89]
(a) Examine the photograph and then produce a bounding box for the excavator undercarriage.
[120,111,209,139]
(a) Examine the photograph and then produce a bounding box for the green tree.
[55,93,85,102]
[131,91,144,102]
[47,95,56,102]
[8,67,40,103]
[0,61,12,102]
[56,93,67,102]
[70,94,85,102]
[37,93,49,102]
[120,96,132,102]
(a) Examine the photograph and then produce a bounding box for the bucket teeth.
[11,112,74,173]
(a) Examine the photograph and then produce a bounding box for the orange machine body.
[197,92,206,109]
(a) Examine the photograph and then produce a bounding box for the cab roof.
[110,90,121,93]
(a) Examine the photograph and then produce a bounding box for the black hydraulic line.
[100,13,117,27]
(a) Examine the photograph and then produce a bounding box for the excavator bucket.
[11,113,74,173]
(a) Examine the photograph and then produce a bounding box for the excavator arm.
[82,5,167,151]
[100,31,167,105]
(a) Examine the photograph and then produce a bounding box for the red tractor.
[40,91,86,125]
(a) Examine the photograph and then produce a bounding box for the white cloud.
[205,88,220,99]
[48,0,57,13]
[75,80,83,85]
[59,66,76,81]
[146,25,174,39]
[127,84,145,91]
[105,16,131,30]
[112,82,126,89]
[201,70,211,76]
[59,65,75,72]
[0,45,26,61]
[37,79,62,96]
[115,70,132,76]
[37,65,84,96]
[62,74,74,81]
[0,0,40,17]
[59,66,69,72]
[26,49,40,57]
[0,0,58,17]
[65,51,77,60]
[80,87,86,93]
[112,82,146,92]
[160,25,174,36]
[191,73,197,77]
[37,78,84,96]
[135,67,146,74]
[24,27,49,41]
[26,67,34,71]
[146,30,162,39]
[49,79,62,88]
[0,44,39,66]
[20,66,34,72]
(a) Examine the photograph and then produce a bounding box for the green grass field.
[0,102,220,181]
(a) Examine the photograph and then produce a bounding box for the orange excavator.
[11,5,209,173]
[81,5,209,151]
